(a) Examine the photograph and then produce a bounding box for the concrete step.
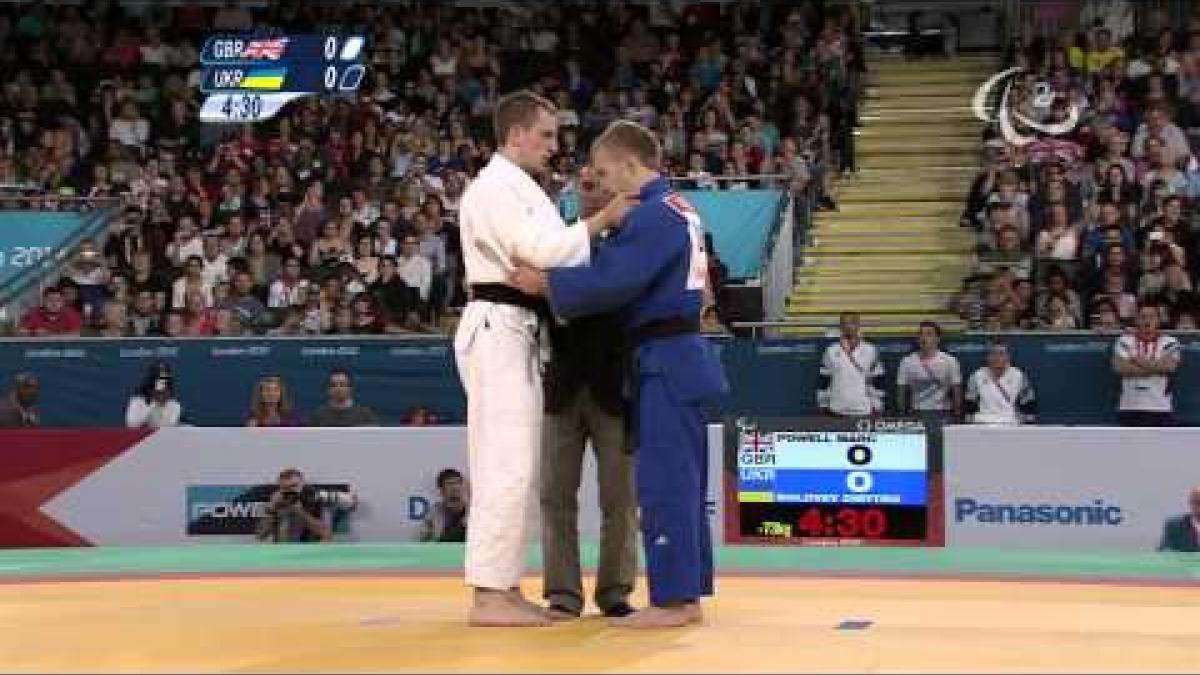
[854,124,980,140]
[865,83,984,99]
[800,251,971,269]
[785,297,954,314]
[812,212,965,227]
[823,201,963,217]
[793,285,963,299]
[872,55,998,70]
[858,152,980,170]
[855,137,978,155]
[784,54,986,330]
[772,314,967,337]
[807,241,973,255]
[796,283,966,298]
[837,185,971,203]
[869,70,992,85]
[837,182,972,199]
[867,70,993,86]
[864,95,980,112]
[788,288,959,303]
[809,230,974,245]
[796,272,970,285]
[859,111,981,127]
[846,166,980,180]
[810,219,971,234]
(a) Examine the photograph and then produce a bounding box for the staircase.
[783,54,996,337]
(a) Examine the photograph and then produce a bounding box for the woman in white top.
[429,39,458,78]
[109,101,150,150]
[1042,293,1079,330]
[1036,205,1080,260]
[126,362,183,429]
[354,235,381,285]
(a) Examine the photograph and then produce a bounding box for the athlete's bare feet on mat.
[608,604,696,629]
[510,592,571,621]
[542,604,580,622]
[467,589,552,627]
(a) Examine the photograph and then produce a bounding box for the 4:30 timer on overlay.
[725,416,941,546]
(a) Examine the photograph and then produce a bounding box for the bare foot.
[542,605,580,622]
[468,591,552,627]
[685,602,704,624]
[608,605,694,629]
[504,590,568,621]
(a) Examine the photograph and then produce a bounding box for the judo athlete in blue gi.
[509,121,726,628]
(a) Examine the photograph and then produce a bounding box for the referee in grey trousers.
[540,168,637,619]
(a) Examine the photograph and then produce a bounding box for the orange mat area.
[1,575,1197,673]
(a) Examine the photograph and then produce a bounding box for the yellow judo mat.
[0,544,1196,673]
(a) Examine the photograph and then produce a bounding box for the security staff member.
[541,166,637,620]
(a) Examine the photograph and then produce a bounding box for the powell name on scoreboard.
[727,416,940,545]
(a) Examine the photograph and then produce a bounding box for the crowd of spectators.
[1,1,862,338]
[957,8,1200,332]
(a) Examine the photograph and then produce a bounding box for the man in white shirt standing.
[896,321,963,423]
[395,234,433,305]
[1112,303,1181,426]
[817,312,884,417]
[454,90,629,627]
[964,343,1037,425]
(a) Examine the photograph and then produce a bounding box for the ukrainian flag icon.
[241,68,287,90]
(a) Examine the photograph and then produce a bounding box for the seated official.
[1157,486,1200,552]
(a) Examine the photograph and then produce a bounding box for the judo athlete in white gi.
[454,90,631,627]
[510,121,727,628]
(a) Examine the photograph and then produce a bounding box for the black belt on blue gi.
[623,316,701,453]
[470,283,551,319]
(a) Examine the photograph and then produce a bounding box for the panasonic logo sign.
[954,498,1123,526]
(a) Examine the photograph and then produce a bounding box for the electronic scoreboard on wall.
[198,33,367,124]
[725,416,944,546]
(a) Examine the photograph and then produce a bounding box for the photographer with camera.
[421,468,469,543]
[256,468,334,544]
[125,361,183,428]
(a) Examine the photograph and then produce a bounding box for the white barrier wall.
[41,426,725,546]
[944,426,1197,551]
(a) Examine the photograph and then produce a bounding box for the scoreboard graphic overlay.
[199,33,367,123]
[724,417,944,546]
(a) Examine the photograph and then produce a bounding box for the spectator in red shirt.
[18,286,82,337]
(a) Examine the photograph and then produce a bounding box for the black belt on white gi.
[470,283,551,319]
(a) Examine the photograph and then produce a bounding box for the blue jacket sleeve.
[547,209,685,319]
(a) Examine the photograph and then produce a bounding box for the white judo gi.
[454,153,592,590]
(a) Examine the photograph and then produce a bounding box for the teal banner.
[0,212,88,290]
[680,190,785,279]
[1,335,1197,427]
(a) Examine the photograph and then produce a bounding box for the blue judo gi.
[546,177,726,606]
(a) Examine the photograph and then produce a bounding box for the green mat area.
[0,544,1196,582]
